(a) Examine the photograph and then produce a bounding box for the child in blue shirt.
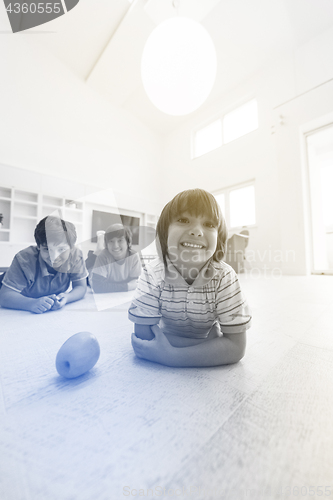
[0,216,88,314]
[129,189,252,367]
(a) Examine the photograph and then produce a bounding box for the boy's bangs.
[171,190,220,226]
[45,228,70,246]
[105,228,125,241]
[45,218,75,246]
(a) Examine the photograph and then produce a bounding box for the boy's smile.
[107,236,128,261]
[167,212,218,275]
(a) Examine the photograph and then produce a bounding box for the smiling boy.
[129,189,251,367]
[0,216,88,314]
[91,223,141,293]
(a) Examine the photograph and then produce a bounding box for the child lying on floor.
[129,189,251,367]
[0,216,87,313]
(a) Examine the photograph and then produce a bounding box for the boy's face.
[39,238,71,269]
[167,212,218,269]
[107,235,128,261]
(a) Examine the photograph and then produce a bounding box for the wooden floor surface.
[0,276,332,500]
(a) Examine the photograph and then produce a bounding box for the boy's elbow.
[232,346,246,364]
[235,335,247,362]
[0,287,10,307]
[224,332,247,364]
[73,282,87,298]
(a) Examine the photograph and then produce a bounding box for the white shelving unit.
[0,187,11,242]
[0,186,84,246]
[144,213,158,229]
[11,189,39,244]
[41,195,84,242]
[0,176,157,268]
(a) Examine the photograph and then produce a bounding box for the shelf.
[145,214,158,227]
[14,190,38,203]
[42,207,63,219]
[63,214,83,225]
[0,187,11,199]
[0,185,88,258]
[13,215,38,221]
[64,207,83,213]
[11,216,38,243]
[65,200,83,210]
[13,203,38,217]
[42,195,62,207]
[0,231,10,242]
[13,200,38,206]
[0,199,11,230]
[43,204,64,209]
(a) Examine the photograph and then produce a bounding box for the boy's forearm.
[66,283,86,303]
[134,323,155,341]
[0,288,35,311]
[163,333,246,367]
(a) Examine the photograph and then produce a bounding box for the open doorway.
[306,124,333,275]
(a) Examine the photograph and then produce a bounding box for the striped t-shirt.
[128,257,251,339]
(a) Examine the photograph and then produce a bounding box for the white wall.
[162,25,333,275]
[3,25,333,275]
[274,86,333,275]
[0,36,164,215]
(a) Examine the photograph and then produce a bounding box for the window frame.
[192,97,258,159]
[191,118,223,159]
[213,180,257,231]
[222,98,259,145]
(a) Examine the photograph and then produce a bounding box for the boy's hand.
[30,296,55,314]
[131,325,172,364]
[51,293,68,310]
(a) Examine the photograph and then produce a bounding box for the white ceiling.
[2,0,333,134]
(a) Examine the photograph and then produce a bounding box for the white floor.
[0,275,332,500]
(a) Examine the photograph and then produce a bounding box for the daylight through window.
[214,183,256,229]
[193,119,222,158]
[193,99,258,158]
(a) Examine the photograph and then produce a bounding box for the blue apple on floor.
[56,332,100,378]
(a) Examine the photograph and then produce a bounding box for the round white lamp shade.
[141,17,217,116]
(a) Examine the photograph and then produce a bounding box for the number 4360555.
[6,3,61,14]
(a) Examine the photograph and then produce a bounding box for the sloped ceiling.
[2,0,333,134]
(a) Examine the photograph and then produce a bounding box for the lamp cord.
[172,0,180,16]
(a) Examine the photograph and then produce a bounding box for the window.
[213,192,225,217]
[229,185,256,227]
[192,99,258,158]
[223,99,258,144]
[193,119,222,158]
[214,182,256,229]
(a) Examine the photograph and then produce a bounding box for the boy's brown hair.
[34,216,77,248]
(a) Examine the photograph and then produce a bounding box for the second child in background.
[91,224,141,293]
